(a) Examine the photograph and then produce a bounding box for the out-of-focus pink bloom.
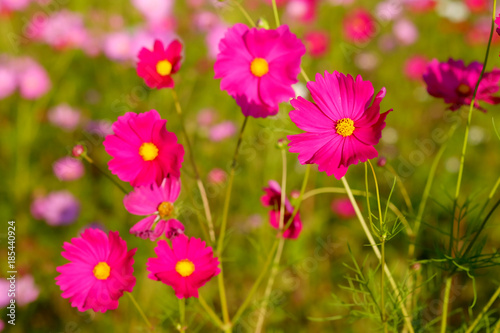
[16,58,51,100]
[263,0,288,6]
[328,0,354,5]
[206,23,228,60]
[375,0,402,21]
[86,120,113,137]
[0,64,17,99]
[331,198,356,218]
[197,108,216,127]
[423,58,500,111]
[343,9,377,43]
[378,34,397,52]
[209,121,237,142]
[470,17,500,46]
[130,29,179,62]
[47,104,81,131]
[34,10,89,50]
[103,31,133,62]
[31,191,80,226]
[0,0,31,12]
[465,0,488,13]
[207,168,227,184]
[286,0,317,23]
[304,31,329,58]
[404,55,429,81]
[53,157,85,181]
[0,275,39,307]
[354,52,379,71]
[193,11,219,32]
[393,18,418,45]
[131,0,174,25]
[404,0,436,13]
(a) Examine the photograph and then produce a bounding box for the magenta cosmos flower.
[261,180,302,239]
[214,24,305,118]
[147,235,220,299]
[124,176,184,241]
[287,71,391,179]
[137,39,182,89]
[343,9,376,43]
[55,229,136,312]
[423,58,500,111]
[53,157,84,181]
[103,110,184,187]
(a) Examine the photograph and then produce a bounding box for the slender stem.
[281,164,310,234]
[216,116,249,329]
[171,89,216,244]
[465,284,500,333]
[127,292,153,331]
[178,298,186,332]
[82,154,128,195]
[254,149,288,333]
[385,164,414,215]
[232,239,280,325]
[440,277,453,333]
[231,0,256,27]
[300,68,311,83]
[341,177,414,333]
[271,0,281,27]
[198,294,225,329]
[367,160,384,228]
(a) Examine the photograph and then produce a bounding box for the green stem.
[440,277,453,333]
[341,177,414,333]
[171,89,216,244]
[127,292,153,331]
[82,154,128,195]
[271,0,281,27]
[232,239,279,325]
[282,164,310,234]
[198,294,225,329]
[231,0,256,27]
[465,284,500,333]
[178,298,186,332]
[386,164,414,215]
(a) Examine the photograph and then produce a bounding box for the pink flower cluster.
[0,55,51,100]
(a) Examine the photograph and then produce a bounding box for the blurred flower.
[214,24,305,118]
[147,235,220,298]
[469,17,500,46]
[404,55,429,81]
[103,110,184,187]
[0,275,39,307]
[288,71,391,179]
[465,0,487,13]
[304,30,329,58]
[56,229,137,312]
[207,168,227,184]
[286,0,317,23]
[393,18,418,45]
[72,144,85,158]
[0,64,17,99]
[131,0,174,26]
[31,191,80,226]
[86,120,113,137]
[193,11,219,31]
[47,104,81,131]
[0,0,31,13]
[377,156,387,167]
[123,177,184,241]
[354,52,379,71]
[209,121,237,142]
[53,157,85,181]
[137,39,183,89]
[423,58,500,111]
[103,31,133,62]
[378,34,397,52]
[404,0,436,13]
[343,9,376,43]
[375,0,402,21]
[16,58,51,100]
[331,198,356,218]
[205,23,228,59]
[436,0,469,23]
[261,180,303,239]
[34,10,89,50]
[197,108,217,127]
[328,0,354,5]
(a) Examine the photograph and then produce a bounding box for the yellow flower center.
[156,60,172,76]
[456,83,471,96]
[250,58,269,77]
[336,118,355,137]
[158,201,174,219]
[175,259,195,277]
[139,142,159,161]
[93,262,111,280]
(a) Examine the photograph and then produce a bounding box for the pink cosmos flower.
[53,157,85,181]
[207,168,227,184]
[393,18,418,45]
[209,121,237,142]
[0,275,39,307]
[343,9,376,44]
[404,0,436,13]
[0,0,31,12]
[147,235,220,299]
[286,0,317,23]
[16,58,51,100]
[31,190,80,226]
[304,30,329,58]
[465,0,487,13]
[103,110,184,187]
[56,229,136,312]
[287,71,392,179]
[214,24,305,118]
[0,64,17,99]
[47,104,81,131]
[131,0,174,25]
[423,58,500,111]
[86,120,113,137]
[404,55,429,81]
[103,31,133,62]
[36,10,89,50]
[206,23,228,60]
[331,198,356,218]
[197,108,216,127]
[261,180,302,239]
[123,176,184,241]
[137,39,182,89]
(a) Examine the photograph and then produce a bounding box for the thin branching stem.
[127,292,154,331]
[198,294,225,329]
[465,284,500,333]
[440,277,453,333]
[82,154,128,195]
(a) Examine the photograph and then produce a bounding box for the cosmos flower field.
[2,0,500,332]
